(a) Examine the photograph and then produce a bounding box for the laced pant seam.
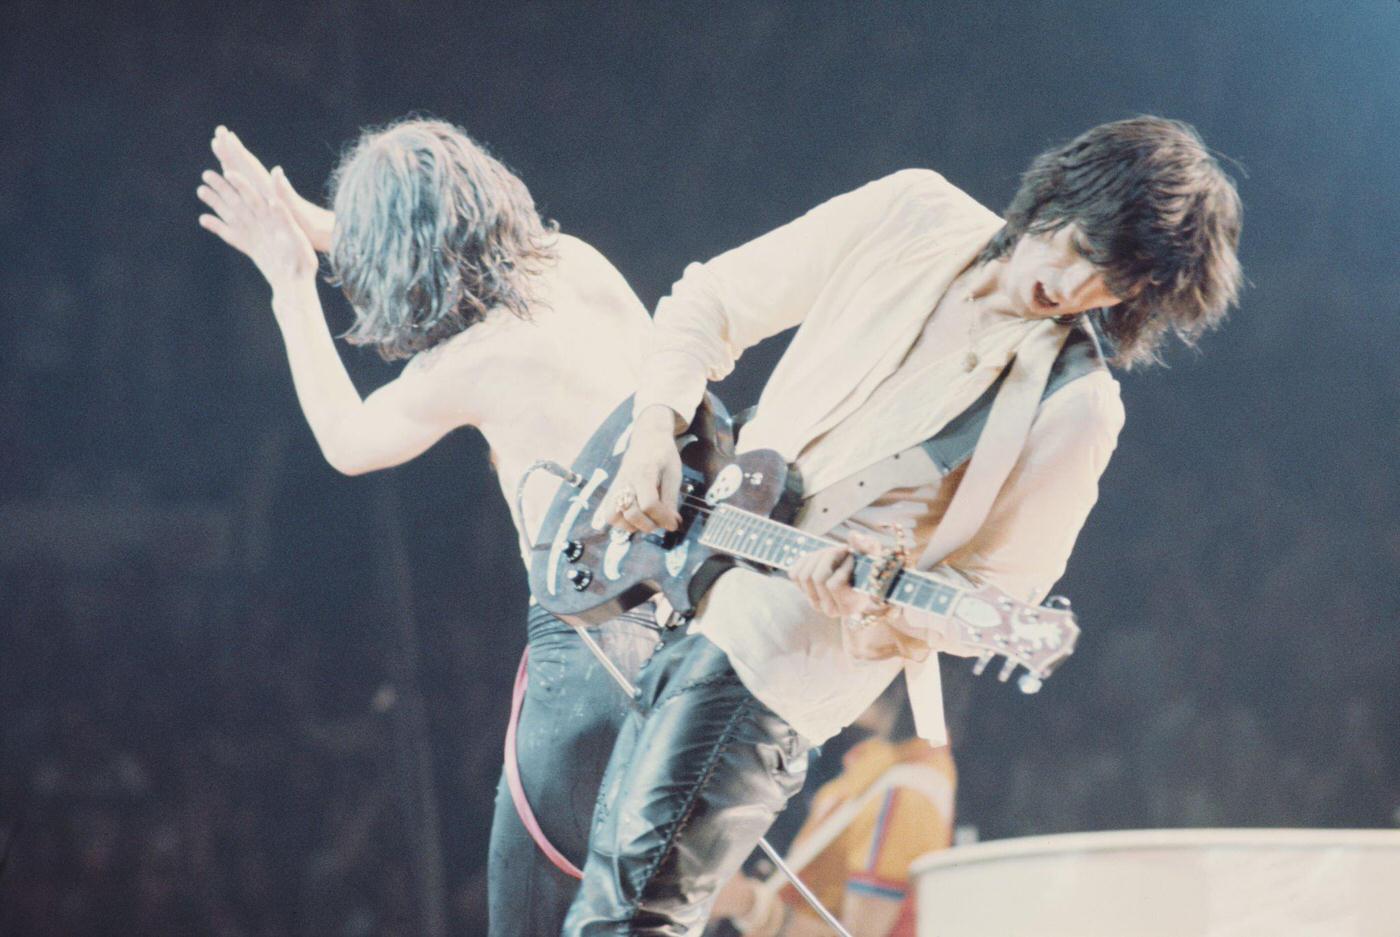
[621,692,754,924]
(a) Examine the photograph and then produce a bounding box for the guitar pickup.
[640,468,706,550]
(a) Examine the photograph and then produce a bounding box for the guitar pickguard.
[705,463,743,505]
[546,467,610,596]
[603,528,632,580]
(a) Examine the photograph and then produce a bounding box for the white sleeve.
[634,169,949,424]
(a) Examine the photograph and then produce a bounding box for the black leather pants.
[564,632,811,936]
[487,603,660,937]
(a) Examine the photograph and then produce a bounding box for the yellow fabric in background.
[780,738,956,929]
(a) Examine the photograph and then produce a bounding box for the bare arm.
[198,167,464,475]
[269,280,463,474]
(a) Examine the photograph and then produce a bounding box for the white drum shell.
[910,828,1400,937]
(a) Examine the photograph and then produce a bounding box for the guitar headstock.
[943,586,1080,693]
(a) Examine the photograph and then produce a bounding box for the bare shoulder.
[401,310,516,379]
[550,232,646,310]
[554,232,627,282]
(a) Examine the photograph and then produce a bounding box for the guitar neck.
[698,504,963,618]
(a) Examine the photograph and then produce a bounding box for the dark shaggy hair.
[327,117,559,361]
[977,116,1243,368]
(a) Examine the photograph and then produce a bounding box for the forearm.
[636,171,934,425]
[632,264,742,426]
[270,277,367,473]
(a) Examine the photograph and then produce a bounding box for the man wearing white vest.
[569,116,1244,935]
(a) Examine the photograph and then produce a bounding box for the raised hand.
[198,167,317,294]
[209,126,335,252]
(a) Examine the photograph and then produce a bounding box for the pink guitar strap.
[503,648,585,880]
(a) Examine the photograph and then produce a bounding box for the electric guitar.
[526,395,1079,693]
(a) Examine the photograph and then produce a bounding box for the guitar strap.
[791,318,1107,538]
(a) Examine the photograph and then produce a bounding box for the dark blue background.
[2,2,1396,934]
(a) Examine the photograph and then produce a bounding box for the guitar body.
[528,393,803,625]
[530,393,1079,690]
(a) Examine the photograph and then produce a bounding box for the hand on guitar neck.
[787,530,888,620]
[531,394,1079,692]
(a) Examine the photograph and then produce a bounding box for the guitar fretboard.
[698,504,962,618]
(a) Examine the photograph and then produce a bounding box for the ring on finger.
[614,486,638,512]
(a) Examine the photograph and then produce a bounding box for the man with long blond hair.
[196,118,658,936]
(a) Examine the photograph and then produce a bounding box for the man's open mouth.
[1033,281,1060,310]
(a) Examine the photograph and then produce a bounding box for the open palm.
[209,126,335,252]
[198,167,317,292]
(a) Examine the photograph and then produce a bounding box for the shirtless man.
[196,119,658,936]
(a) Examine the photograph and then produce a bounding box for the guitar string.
[585,489,1051,670]
[614,491,940,593]
[604,489,903,571]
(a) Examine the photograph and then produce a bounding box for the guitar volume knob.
[565,567,593,590]
[563,540,584,562]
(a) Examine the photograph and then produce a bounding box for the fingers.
[198,213,239,248]
[592,480,662,533]
[202,168,238,204]
[265,185,298,224]
[847,530,883,554]
[222,170,265,212]
[597,474,657,533]
[196,168,246,251]
[196,182,229,220]
[212,126,274,197]
[272,166,297,204]
[655,459,683,531]
[620,499,656,533]
[590,429,684,533]
[633,465,680,532]
[199,168,263,226]
[789,546,851,617]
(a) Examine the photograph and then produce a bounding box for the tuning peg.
[971,653,993,677]
[998,658,1017,683]
[1017,673,1043,694]
[1046,595,1072,611]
